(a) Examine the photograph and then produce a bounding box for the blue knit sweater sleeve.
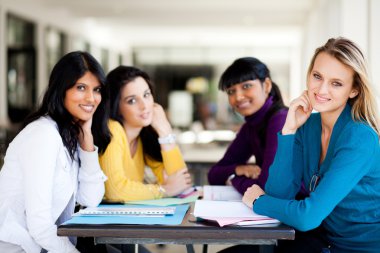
[256,123,378,231]
[264,131,304,199]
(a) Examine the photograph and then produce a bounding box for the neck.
[123,123,142,146]
[320,106,345,132]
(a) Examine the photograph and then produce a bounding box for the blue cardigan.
[255,104,380,252]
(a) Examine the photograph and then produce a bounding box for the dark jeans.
[76,237,107,253]
[275,226,330,253]
[217,226,330,253]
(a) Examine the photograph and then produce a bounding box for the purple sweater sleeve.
[208,123,253,190]
[231,110,287,194]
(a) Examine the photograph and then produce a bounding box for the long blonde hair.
[307,37,380,137]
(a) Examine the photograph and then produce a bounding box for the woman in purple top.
[208,57,288,195]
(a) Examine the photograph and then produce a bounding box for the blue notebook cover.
[63,204,189,225]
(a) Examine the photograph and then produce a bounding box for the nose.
[85,90,95,102]
[319,81,329,94]
[138,98,147,110]
[235,89,244,101]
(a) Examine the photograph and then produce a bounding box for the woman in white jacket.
[0,51,111,253]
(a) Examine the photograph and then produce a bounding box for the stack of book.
[194,185,280,227]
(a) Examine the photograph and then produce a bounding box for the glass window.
[100,48,109,72]
[7,14,36,123]
[46,27,67,75]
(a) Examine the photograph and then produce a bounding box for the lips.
[314,94,330,103]
[140,112,151,119]
[79,104,95,113]
[236,100,251,109]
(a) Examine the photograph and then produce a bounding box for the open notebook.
[196,186,280,227]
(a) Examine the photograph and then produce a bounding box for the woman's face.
[118,76,154,129]
[64,71,102,122]
[226,79,271,117]
[307,52,358,115]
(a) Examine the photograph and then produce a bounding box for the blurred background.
[0,0,379,173]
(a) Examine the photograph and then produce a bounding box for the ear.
[349,88,359,99]
[263,77,272,94]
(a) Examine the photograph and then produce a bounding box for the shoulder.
[22,116,60,141]
[339,120,379,147]
[10,117,62,152]
[108,120,125,135]
[268,107,288,121]
[266,107,288,129]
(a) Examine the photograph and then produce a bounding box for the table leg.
[202,244,208,253]
[134,244,139,253]
[186,244,195,253]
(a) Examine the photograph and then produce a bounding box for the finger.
[176,168,188,175]
[304,92,313,111]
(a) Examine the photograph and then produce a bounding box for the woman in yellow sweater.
[100,66,192,202]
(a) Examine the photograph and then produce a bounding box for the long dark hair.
[23,51,111,159]
[106,66,162,162]
[219,57,286,113]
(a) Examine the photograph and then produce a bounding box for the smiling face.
[307,52,358,116]
[226,78,271,117]
[64,71,102,122]
[118,76,154,129]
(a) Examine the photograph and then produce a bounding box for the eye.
[226,89,235,96]
[313,73,322,80]
[76,84,85,91]
[127,98,136,105]
[144,90,151,98]
[94,87,102,93]
[242,83,253,89]
[332,82,342,87]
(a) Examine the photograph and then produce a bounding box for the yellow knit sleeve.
[146,146,186,184]
[99,120,164,201]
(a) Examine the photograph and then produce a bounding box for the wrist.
[226,173,236,185]
[252,194,264,208]
[155,124,173,137]
[158,133,176,144]
[158,185,167,197]
[281,128,296,135]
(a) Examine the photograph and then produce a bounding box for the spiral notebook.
[77,206,176,217]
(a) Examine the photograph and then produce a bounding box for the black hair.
[219,57,288,143]
[23,51,111,159]
[106,66,163,162]
[219,56,286,113]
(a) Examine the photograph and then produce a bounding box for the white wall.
[369,0,380,101]
[302,0,379,106]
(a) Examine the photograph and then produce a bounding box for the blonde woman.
[242,37,380,253]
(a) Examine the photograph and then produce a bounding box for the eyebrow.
[75,82,101,87]
[123,95,135,100]
[313,70,345,83]
[123,88,151,100]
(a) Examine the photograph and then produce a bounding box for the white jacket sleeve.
[76,146,107,207]
[19,123,79,253]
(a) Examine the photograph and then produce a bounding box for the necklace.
[309,171,321,192]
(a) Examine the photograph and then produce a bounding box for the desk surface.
[58,204,294,245]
